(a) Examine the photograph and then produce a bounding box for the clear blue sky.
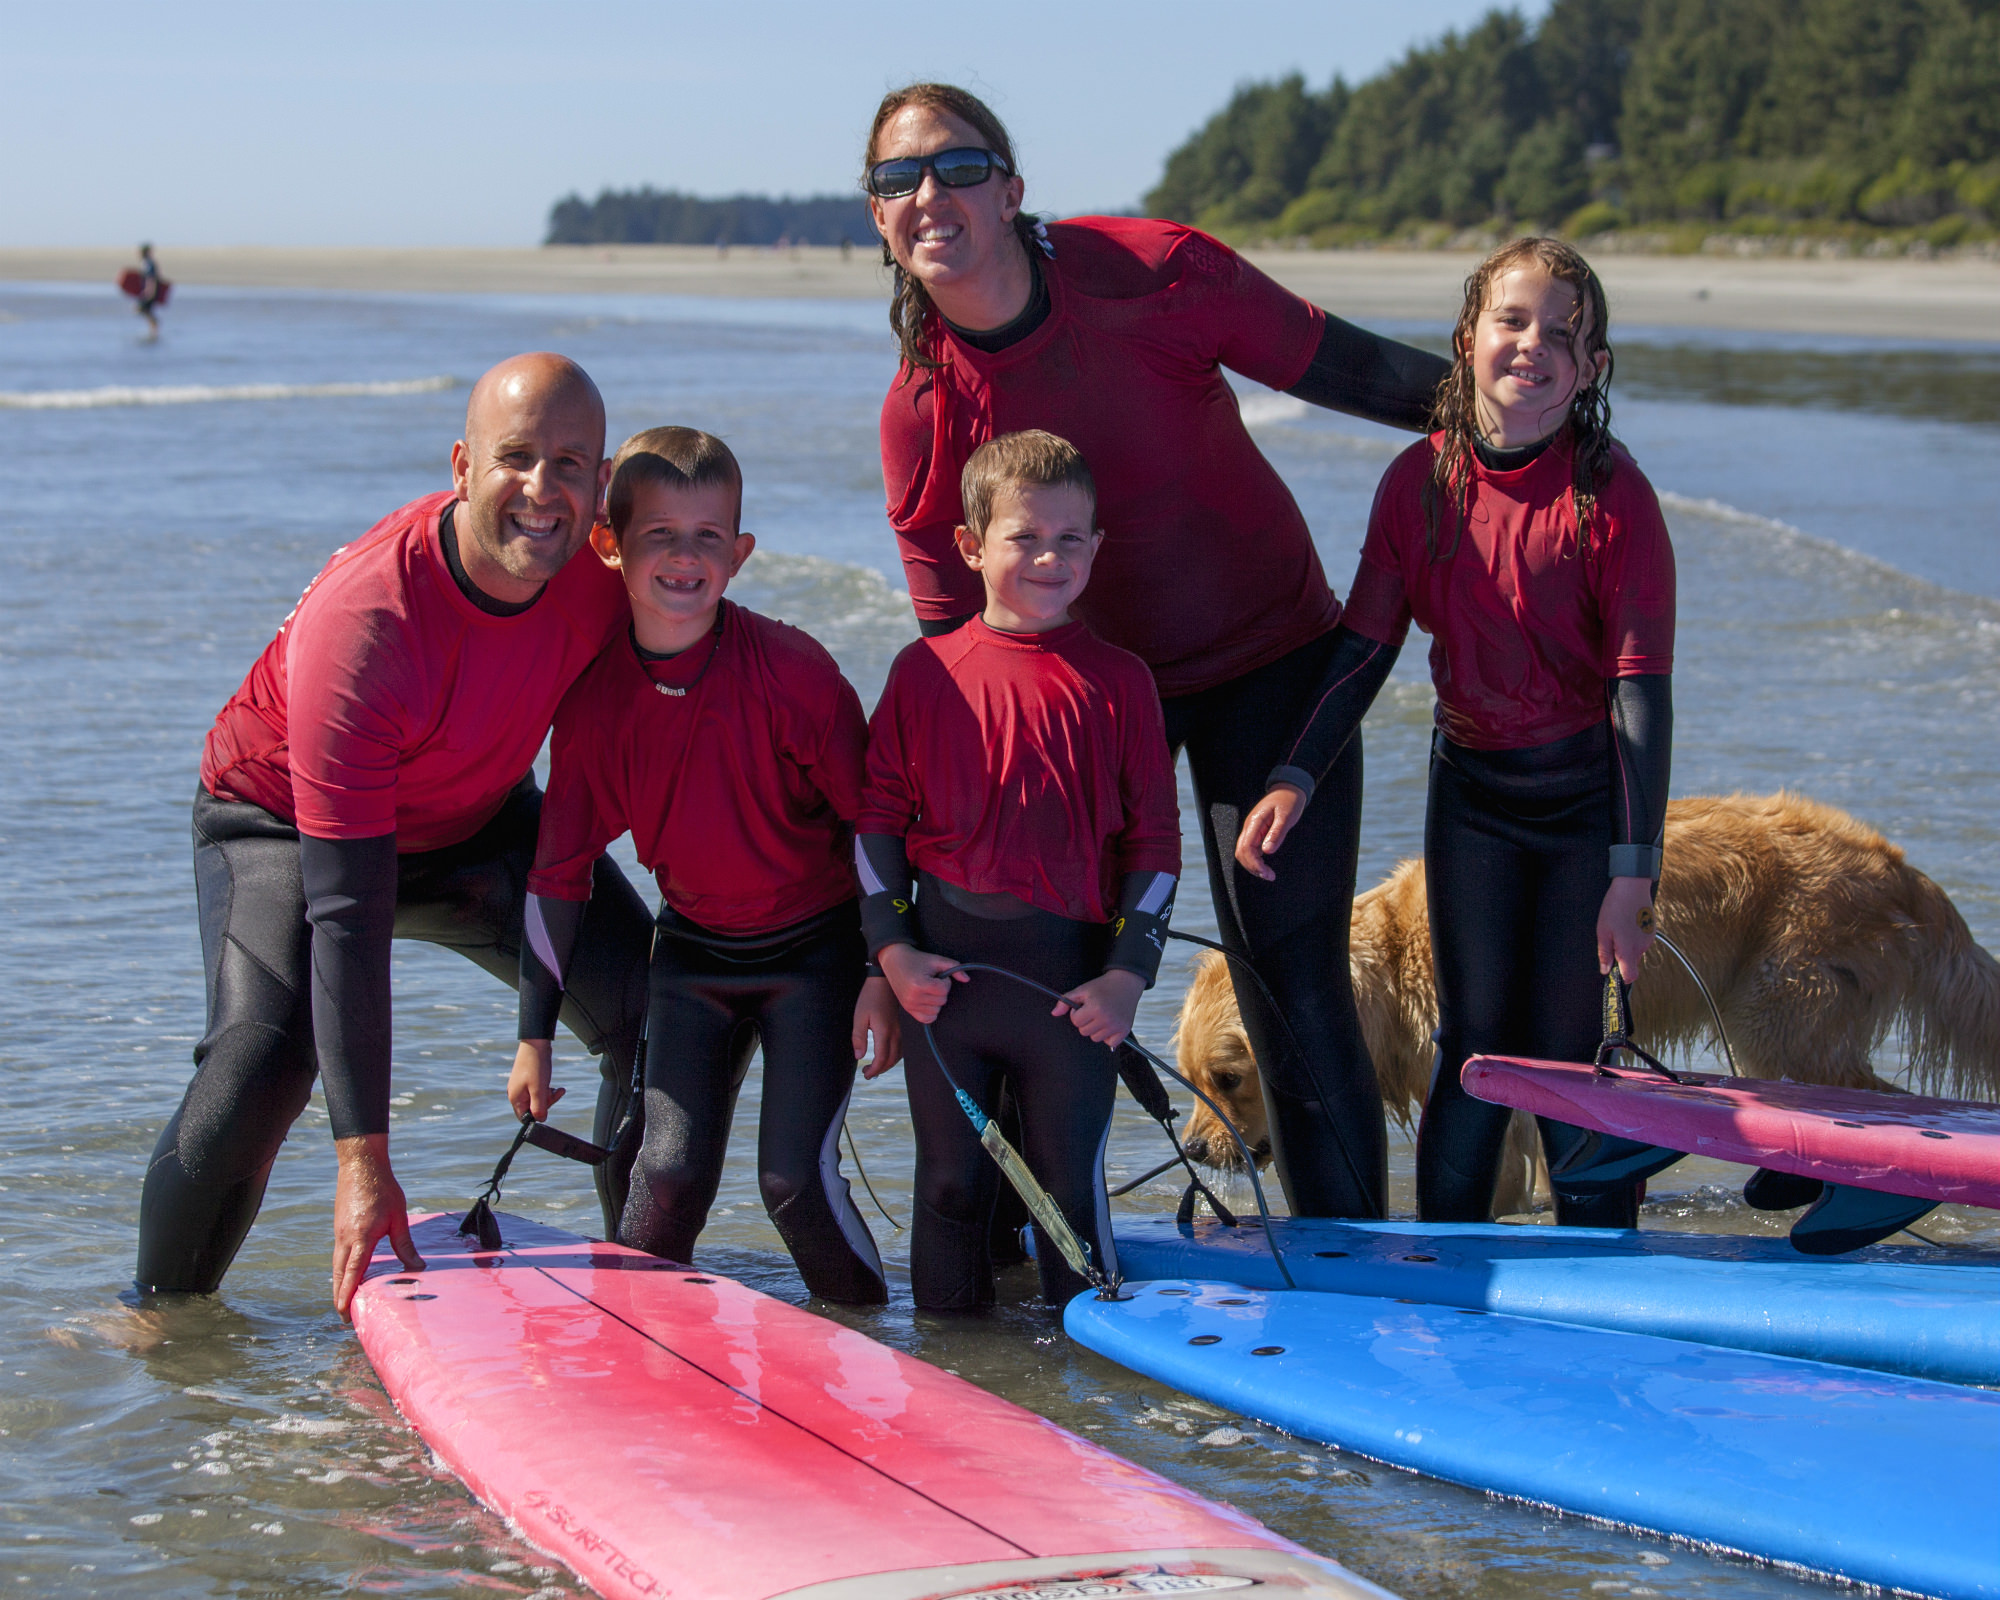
[7,0,1549,247]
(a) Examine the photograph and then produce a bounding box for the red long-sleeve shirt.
[879,216,1335,698]
[1340,435,1677,750]
[531,602,866,935]
[201,491,628,848]
[859,617,1180,924]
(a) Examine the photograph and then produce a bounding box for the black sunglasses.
[866,146,1011,200]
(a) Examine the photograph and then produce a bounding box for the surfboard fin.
[1789,1184,1938,1255]
[1743,1168,1825,1211]
[1547,1131,1687,1192]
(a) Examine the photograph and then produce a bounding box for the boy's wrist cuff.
[1608,843,1664,879]
[1266,765,1316,801]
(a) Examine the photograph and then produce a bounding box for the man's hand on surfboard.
[1234,783,1307,882]
[852,976,903,1079]
[1597,876,1658,985]
[332,1135,424,1320]
[878,944,969,1026]
[507,1039,566,1121]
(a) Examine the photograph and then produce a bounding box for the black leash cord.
[1164,929,1380,1216]
[927,961,1296,1290]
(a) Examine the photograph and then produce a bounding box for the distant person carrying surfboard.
[136,354,655,1317]
[119,243,169,340]
[864,83,1451,1222]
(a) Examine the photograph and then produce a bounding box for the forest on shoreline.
[545,190,873,248]
[1147,0,2000,254]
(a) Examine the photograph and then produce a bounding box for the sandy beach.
[4,243,1998,343]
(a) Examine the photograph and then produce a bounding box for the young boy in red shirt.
[511,426,896,1304]
[859,430,1181,1311]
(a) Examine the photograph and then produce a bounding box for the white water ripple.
[0,375,457,410]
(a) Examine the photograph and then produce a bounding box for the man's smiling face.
[451,354,607,598]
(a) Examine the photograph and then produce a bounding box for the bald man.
[139,354,653,1315]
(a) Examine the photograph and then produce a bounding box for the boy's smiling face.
[956,482,1102,634]
[592,478,754,652]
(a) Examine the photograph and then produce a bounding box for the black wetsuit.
[522,899,887,1305]
[1275,433,1675,1226]
[136,778,651,1293]
[136,509,652,1294]
[899,877,1123,1311]
[917,296,1449,1222]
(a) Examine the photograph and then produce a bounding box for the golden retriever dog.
[1177,792,2000,1216]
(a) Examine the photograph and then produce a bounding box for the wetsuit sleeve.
[1287,314,1452,433]
[1266,625,1400,801]
[300,832,398,1140]
[1608,674,1673,880]
[855,834,917,956]
[518,892,585,1042]
[1105,870,1178,988]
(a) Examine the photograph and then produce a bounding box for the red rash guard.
[1339,436,1676,749]
[201,491,628,848]
[531,602,866,935]
[858,617,1180,924]
[879,217,1336,698]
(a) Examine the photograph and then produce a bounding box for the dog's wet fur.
[1177,792,2000,1217]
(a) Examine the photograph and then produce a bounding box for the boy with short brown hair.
[514,425,894,1304]
[858,429,1180,1311]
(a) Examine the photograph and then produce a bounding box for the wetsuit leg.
[1416,732,1632,1225]
[137,788,318,1294]
[392,780,650,1233]
[904,890,1117,1310]
[1164,631,1386,1219]
[1417,755,1537,1222]
[617,936,758,1265]
[748,916,888,1304]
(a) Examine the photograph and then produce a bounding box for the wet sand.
[4,242,1997,342]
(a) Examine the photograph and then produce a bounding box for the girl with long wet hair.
[1237,237,1676,1226]
[863,82,1452,1221]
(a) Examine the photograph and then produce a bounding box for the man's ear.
[589,521,622,568]
[729,530,757,575]
[953,523,983,570]
[449,439,471,499]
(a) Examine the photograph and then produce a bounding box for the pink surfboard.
[353,1212,1386,1600]
[1463,1056,2000,1209]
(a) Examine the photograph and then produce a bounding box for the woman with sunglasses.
[865,83,1450,1222]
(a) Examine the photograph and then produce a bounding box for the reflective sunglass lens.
[932,149,995,187]
[868,160,923,198]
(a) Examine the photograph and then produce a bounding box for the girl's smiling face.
[1466,267,1608,448]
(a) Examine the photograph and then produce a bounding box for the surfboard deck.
[1463,1055,2000,1209]
[1105,1215,2000,1384]
[352,1213,1386,1600]
[1068,1280,2000,1600]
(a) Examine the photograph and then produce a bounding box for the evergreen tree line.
[1146,0,2000,244]
[546,189,875,247]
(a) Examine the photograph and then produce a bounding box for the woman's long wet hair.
[1424,236,1616,560]
[863,83,1042,375]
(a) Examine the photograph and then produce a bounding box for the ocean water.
[2,280,1996,1599]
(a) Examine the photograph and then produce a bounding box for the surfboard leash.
[458,1114,613,1252]
[922,961,1296,1292]
[1650,930,1741,1076]
[842,1121,903,1230]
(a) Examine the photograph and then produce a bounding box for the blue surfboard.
[1108,1215,2000,1384]
[1068,1280,2000,1599]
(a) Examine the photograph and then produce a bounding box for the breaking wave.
[0,375,457,410]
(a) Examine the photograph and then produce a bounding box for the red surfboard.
[1463,1056,2000,1209]
[353,1212,1387,1600]
[116,269,170,305]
